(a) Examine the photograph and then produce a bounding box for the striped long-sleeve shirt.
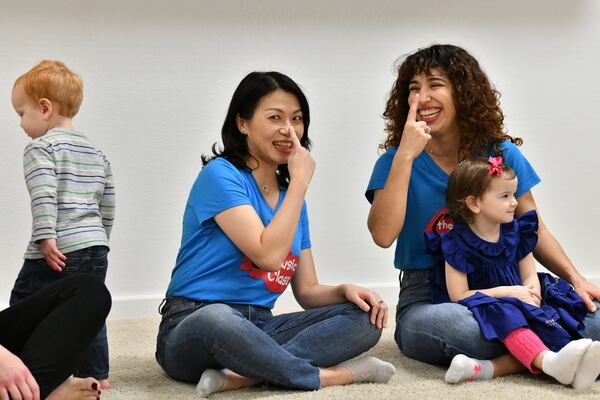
[23,129,115,259]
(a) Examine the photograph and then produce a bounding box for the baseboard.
[4,277,600,320]
[106,282,401,320]
[104,275,600,320]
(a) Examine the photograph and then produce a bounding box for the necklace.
[254,171,278,195]
[426,144,456,158]
[426,146,443,157]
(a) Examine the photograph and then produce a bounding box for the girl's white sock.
[445,354,494,383]
[542,338,591,385]
[340,356,396,384]
[196,369,226,398]
[572,341,600,390]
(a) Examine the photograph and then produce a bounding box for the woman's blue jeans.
[395,269,600,365]
[155,298,382,390]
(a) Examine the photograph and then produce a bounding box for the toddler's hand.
[507,285,540,307]
[40,239,66,272]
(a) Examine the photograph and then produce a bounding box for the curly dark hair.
[202,71,311,188]
[446,157,516,224]
[382,44,521,159]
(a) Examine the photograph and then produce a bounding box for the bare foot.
[47,377,101,400]
[99,379,112,389]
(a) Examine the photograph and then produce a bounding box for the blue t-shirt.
[365,141,540,270]
[167,157,311,308]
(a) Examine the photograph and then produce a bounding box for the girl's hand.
[341,284,388,329]
[0,345,40,400]
[396,94,431,160]
[287,126,315,188]
[506,285,541,307]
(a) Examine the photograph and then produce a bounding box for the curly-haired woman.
[365,44,600,381]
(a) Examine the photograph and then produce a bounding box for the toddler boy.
[10,60,115,389]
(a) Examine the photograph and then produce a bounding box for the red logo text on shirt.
[239,251,299,293]
[425,208,455,234]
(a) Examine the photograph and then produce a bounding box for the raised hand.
[40,239,66,272]
[397,94,431,160]
[286,126,315,188]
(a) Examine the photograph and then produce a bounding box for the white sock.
[445,354,494,384]
[196,369,226,398]
[340,356,396,384]
[572,341,600,390]
[542,338,592,385]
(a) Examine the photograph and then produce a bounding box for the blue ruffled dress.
[425,210,587,351]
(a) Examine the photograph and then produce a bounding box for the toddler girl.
[426,156,600,390]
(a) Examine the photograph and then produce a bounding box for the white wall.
[1,0,599,319]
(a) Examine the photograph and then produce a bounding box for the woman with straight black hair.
[156,71,395,397]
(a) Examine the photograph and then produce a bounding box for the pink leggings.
[502,327,548,373]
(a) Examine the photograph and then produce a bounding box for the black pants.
[0,274,111,398]
[10,246,110,379]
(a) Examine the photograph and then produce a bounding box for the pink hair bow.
[488,156,503,176]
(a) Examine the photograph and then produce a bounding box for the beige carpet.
[103,318,600,399]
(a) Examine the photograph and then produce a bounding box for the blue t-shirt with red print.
[166,157,311,308]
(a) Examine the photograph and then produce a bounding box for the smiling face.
[476,175,519,225]
[407,68,459,137]
[237,89,304,168]
[11,83,49,139]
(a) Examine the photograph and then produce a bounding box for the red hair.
[15,60,83,118]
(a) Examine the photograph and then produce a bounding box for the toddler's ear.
[39,98,53,120]
[465,195,480,214]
